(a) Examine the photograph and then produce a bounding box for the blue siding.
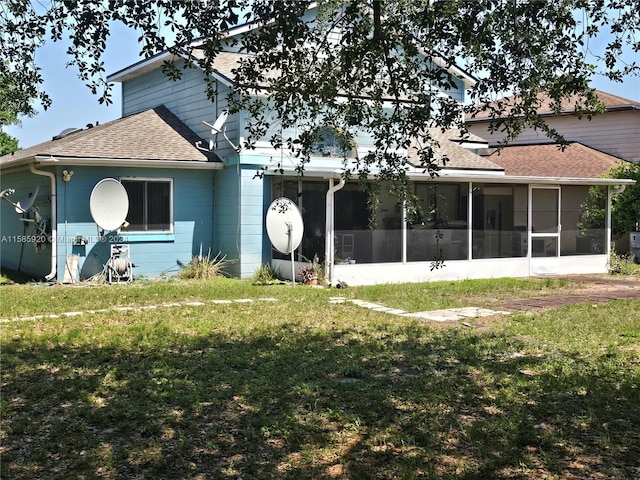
[0,169,54,279]
[213,163,241,276]
[121,62,241,163]
[212,163,272,279]
[49,166,215,281]
[238,166,271,278]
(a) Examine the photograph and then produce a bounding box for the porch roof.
[264,163,634,187]
[480,142,626,178]
[408,129,502,172]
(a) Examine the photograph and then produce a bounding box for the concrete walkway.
[329,275,640,322]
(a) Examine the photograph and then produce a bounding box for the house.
[0,107,222,282]
[466,90,639,253]
[1,10,634,285]
[466,90,640,163]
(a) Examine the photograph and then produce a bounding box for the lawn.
[1,276,639,479]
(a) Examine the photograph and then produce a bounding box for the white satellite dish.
[266,197,304,254]
[203,110,229,134]
[89,178,129,232]
[266,197,304,285]
[15,186,39,214]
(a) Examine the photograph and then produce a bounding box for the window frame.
[119,177,174,234]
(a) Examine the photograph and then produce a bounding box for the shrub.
[609,252,640,276]
[298,254,323,285]
[178,252,230,280]
[252,263,283,285]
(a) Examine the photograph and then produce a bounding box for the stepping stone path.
[329,297,510,322]
[1,297,279,323]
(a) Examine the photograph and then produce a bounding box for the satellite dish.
[52,127,82,140]
[266,197,304,286]
[203,110,229,134]
[90,178,129,231]
[266,197,304,254]
[15,186,39,214]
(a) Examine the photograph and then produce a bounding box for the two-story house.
[1,8,633,285]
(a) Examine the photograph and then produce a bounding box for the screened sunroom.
[270,174,628,286]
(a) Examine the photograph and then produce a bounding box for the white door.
[529,186,561,275]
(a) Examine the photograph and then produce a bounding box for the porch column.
[401,200,407,263]
[325,174,345,285]
[606,186,613,260]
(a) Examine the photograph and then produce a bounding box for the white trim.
[107,50,234,86]
[32,156,224,170]
[107,51,175,82]
[430,56,477,88]
[529,185,561,275]
[261,163,634,187]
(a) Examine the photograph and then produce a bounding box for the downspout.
[29,163,57,281]
[324,172,345,286]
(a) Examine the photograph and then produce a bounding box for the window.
[310,126,355,158]
[121,178,172,232]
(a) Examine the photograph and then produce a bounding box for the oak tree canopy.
[1,0,638,186]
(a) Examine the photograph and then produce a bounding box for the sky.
[5,20,640,150]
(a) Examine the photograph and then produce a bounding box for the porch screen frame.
[528,184,561,258]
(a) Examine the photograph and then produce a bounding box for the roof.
[109,15,476,90]
[1,106,221,168]
[483,142,625,178]
[468,89,640,122]
[408,129,504,172]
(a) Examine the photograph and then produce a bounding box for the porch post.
[606,186,613,260]
[401,200,407,263]
[467,182,473,260]
[325,174,345,285]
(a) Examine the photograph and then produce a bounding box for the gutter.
[324,172,346,286]
[34,156,224,170]
[29,164,57,281]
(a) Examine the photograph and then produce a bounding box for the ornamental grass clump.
[178,251,230,280]
[252,263,283,285]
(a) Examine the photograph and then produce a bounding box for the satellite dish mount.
[196,110,240,154]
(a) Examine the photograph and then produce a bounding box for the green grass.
[1,277,639,479]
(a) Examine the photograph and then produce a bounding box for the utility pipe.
[324,172,346,286]
[29,163,57,281]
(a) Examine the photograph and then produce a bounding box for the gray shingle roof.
[483,142,625,178]
[1,106,221,165]
[468,89,640,122]
[409,129,504,171]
